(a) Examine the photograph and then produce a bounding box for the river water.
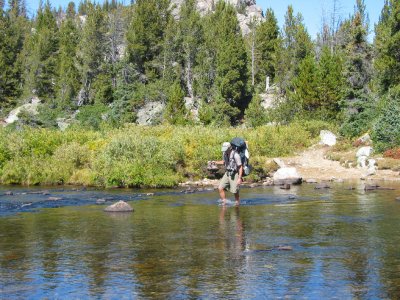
[1,182,400,299]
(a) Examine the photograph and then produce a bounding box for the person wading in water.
[213,142,243,206]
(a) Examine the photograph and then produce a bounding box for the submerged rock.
[315,183,331,189]
[364,184,380,191]
[280,183,291,190]
[104,200,134,212]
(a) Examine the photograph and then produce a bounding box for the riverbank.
[180,145,400,189]
[283,146,400,182]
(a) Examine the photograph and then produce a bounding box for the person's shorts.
[219,172,240,194]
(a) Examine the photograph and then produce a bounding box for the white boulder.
[356,146,373,168]
[319,130,337,146]
[273,167,302,185]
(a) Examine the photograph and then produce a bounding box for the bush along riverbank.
[0,121,333,188]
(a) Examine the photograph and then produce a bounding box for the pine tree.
[56,2,80,107]
[0,0,27,109]
[164,81,187,125]
[254,8,279,88]
[126,0,171,80]
[374,0,400,94]
[212,1,248,110]
[76,2,107,105]
[318,46,344,119]
[275,5,313,95]
[340,0,374,137]
[178,0,203,98]
[244,94,267,127]
[104,2,125,88]
[289,55,320,119]
[22,1,59,101]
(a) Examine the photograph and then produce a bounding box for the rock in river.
[104,200,134,213]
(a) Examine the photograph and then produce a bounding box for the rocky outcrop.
[171,0,263,35]
[104,200,134,212]
[4,97,41,124]
[136,101,166,125]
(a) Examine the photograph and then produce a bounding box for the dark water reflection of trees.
[1,185,400,298]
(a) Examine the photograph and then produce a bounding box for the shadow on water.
[1,182,400,298]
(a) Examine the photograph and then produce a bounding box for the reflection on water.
[1,183,400,298]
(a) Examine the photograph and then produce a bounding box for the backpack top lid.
[230,137,246,151]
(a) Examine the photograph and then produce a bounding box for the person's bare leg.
[234,192,240,206]
[219,187,226,205]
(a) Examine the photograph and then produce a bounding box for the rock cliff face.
[171,0,263,35]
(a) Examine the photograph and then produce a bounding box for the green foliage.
[371,87,400,151]
[56,9,80,107]
[164,82,187,125]
[76,3,107,105]
[76,104,108,130]
[254,8,279,86]
[374,0,400,94]
[22,2,59,101]
[126,0,171,78]
[0,8,26,109]
[178,0,203,98]
[289,55,319,117]
[212,1,248,109]
[317,47,344,119]
[244,94,268,127]
[91,73,114,104]
[275,5,313,94]
[0,124,319,187]
[198,96,240,127]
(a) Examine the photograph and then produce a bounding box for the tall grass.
[0,122,327,187]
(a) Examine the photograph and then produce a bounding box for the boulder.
[104,200,134,212]
[356,146,373,158]
[273,167,302,185]
[136,101,165,125]
[356,146,373,168]
[319,130,337,146]
[353,133,372,146]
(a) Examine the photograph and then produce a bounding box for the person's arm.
[237,164,243,184]
[234,152,243,184]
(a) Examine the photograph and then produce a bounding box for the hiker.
[213,141,243,206]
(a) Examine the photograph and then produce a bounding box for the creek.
[1,182,400,299]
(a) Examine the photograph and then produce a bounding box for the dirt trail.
[281,146,400,182]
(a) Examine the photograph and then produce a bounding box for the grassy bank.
[0,121,332,187]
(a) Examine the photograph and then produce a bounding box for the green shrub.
[0,123,321,187]
[371,88,400,152]
[76,104,108,130]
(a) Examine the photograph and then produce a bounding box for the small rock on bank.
[104,200,134,212]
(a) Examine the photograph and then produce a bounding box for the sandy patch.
[280,146,400,182]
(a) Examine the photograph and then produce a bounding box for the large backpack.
[230,137,251,176]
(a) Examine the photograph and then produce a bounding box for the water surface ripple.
[1,183,400,299]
